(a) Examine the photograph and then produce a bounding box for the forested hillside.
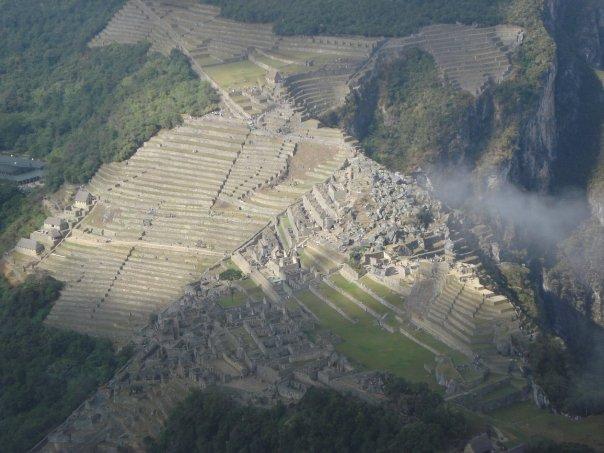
[149,381,595,452]
[148,379,470,453]
[201,0,508,36]
[0,0,218,253]
[0,275,130,452]
[0,182,45,255]
[341,48,475,172]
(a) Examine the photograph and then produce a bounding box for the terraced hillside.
[11,3,604,451]
[32,0,524,366]
[89,0,521,119]
[381,24,522,94]
[411,273,517,363]
[36,114,352,343]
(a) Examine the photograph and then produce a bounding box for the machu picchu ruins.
[2,1,553,450]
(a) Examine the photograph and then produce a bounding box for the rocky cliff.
[502,0,602,195]
[541,0,603,327]
[337,0,603,342]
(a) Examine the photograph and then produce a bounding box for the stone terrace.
[86,116,252,250]
[284,67,355,119]
[383,23,522,95]
[89,1,153,48]
[411,272,516,361]
[217,132,295,202]
[37,113,353,343]
[89,0,521,120]
[88,0,379,119]
[40,238,215,344]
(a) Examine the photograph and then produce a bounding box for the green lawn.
[486,401,604,451]
[330,274,390,316]
[297,289,435,384]
[316,283,360,319]
[359,275,406,309]
[344,274,468,364]
[230,326,257,349]
[238,278,264,301]
[299,250,314,271]
[223,258,241,271]
[399,319,468,364]
[218,290,248,308]
[251,53,291,70]
[279,214,291,229]
[205,60,267,90]
[276,221,290,247]
[285,299,300,311]
[196,55,223,67]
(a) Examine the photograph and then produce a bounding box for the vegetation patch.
[342,48,475,173]
[488,401,604,451]
[0,275,130,452]
[359,275,406,308]
[218,289,248,309]
[201,0,509,37]
[204,60,267,89]
[148,377,469,452]
[297,289,434,383]
[0,182,46,255]
[219,268,243,281]
[330,274,390,316]
[347,247,368,277]
[528,333,604,417]
[27,47,218,189]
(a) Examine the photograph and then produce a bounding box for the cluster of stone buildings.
[14,189,94,258]
[39,261,378,450]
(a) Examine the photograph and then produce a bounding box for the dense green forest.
[148,377,470,453]
[201,0,509,36]
[0,182,46,255]
[529,331,604,416]
[0,275,130,452]
[342,48,475,172]
[39,47,219,188]
[0,0,218,252]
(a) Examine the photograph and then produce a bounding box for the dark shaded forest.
[148,377,470,453]
[0,275,131,452]
[201,0,508,37]
[0,182,46,255]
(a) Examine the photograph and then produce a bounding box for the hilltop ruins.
[4,1,535,450]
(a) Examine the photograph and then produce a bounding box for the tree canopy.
[201,0,509,37]
[148,376,470,452]
[0,275,131,452]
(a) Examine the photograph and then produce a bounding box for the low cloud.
[432,166,591,249]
